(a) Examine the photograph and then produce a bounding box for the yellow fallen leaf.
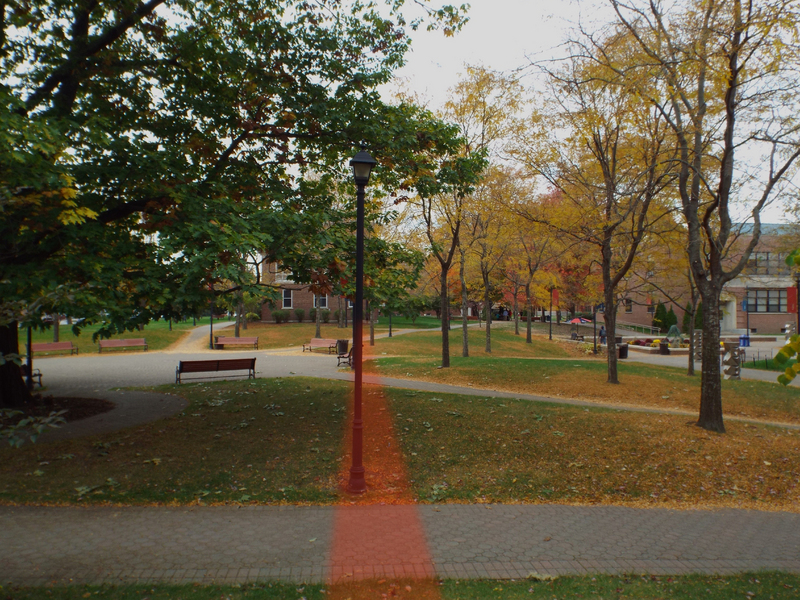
[763,461,772,466]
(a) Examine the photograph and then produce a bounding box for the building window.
[314,295,328,309]
[624,299,633,313]
[275,267,293,283]
[647,299,655,314]
[746,289,787,313]
[746,252,789,276]
[282,289,292,309]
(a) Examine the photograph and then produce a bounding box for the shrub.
[321,309,331,323]
[245,312,261,322]
[294,308,305,322]
[309,308,317,322]
[273,309,289,324]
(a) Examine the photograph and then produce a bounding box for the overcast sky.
[385,0,598,108]
[383,0,792,223]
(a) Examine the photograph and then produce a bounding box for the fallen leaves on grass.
[387,389,800,512]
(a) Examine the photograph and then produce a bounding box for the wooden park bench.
[337,347,353,367]
[21,364,42,386]
[30,341,78,356]
[98,338,148,353]
[176,357,256,384]
[303,338,338,353]
[214,336,258,350]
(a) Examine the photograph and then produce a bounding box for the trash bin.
[618,343,628,359]
[615,336,623,345]
[739,335,750,347]
[659,342,670,355]
[336,339,349,355]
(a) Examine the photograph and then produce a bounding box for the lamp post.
[796,274,800,335]
[745,286,750,337]
[347,147,376,494]
[549,288,554,341]
[209,284,215,350]
[25,326,33,391]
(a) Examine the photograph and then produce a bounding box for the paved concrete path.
[2,504,799,585]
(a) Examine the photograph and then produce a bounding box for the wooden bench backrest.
[31,342,74,351]
[179,358,256,373]
[99,338,146,347]
[215,337,258,343]
[309,338,337,345]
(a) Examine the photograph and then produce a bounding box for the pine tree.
[682,302,693,333]
[653,302,668,333]
[666,306,678,331]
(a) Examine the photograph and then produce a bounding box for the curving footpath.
[2,324,799,587]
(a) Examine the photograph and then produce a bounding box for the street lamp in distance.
[347,147,376,494]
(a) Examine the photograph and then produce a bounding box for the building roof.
[736,223,798,236]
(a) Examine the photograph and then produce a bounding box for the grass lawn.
[224,322,355,350]
[742,355,797,373]
[27,317,231,355]
[369,328,576,359]
[386,387,800,511]
[1,378,798,511]
[368,355,800,425]
[0,378,349,505]
[6,573,800,599]
[376,315,449,329]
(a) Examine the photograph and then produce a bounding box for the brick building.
[724,224,798,334]
[259,264,355,323]
[591,224,799,335]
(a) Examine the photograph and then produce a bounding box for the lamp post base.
[347,467,367,494]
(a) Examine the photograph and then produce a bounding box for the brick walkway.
[2,504,799,586]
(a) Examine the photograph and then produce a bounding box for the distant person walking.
[599,325,607,345]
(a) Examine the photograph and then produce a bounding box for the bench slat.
[214,336,258,350]
[30,342,78,355]
[98,338,147,353]
[176,358,256,383]
[302,339,338,353]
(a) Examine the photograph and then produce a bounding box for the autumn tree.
[511,40,677,384]
[607,0,800,431]
[441,65,522,357]
[0,0,469,407]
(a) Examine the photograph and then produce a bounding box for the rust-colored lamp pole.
[347,147,376,494]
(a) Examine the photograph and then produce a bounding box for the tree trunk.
[526,286,532,344]
[687,290,699,377]
[604,291,619,384]
[440,268,450,368]
[697,293,725,432]
[338,296,345,328]
[483,272,492,353]
[369,307,375,346]
[0,324,32,408]
[315,297,322,338]
[460,247,469,358]
[513,286,520,335]
[235,300,242,337]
